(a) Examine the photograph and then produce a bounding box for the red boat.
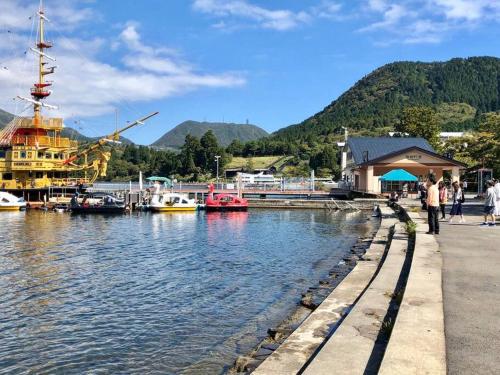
[206,194,249,211]
[205,184,248,211]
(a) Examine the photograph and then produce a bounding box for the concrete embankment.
[378,211,446,374]
[252,203,447,375]
[253,206,398,374]
[248,198,387,210]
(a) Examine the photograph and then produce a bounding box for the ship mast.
[16,0,57,126]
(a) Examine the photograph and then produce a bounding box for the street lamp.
[215,155,221,188]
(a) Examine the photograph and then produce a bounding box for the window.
[3,173,12,180]
[47,172,54,178]
[38,152,44,158]
[54,153,59,159]
[13,152,18,159]
[35,172,43,179]
[27,152,33,158]
[0,150,5,158]
[45,153,52,159]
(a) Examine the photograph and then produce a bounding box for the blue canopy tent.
[380,169,418,182]
[380,169,417,195]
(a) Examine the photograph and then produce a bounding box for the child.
[481,180,497,227]
[438,181,448,220]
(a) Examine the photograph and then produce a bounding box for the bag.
[460,191,465,203]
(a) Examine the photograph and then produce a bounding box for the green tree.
[180,134,202,175]
[226,139,244,156]
[396,106,441,149]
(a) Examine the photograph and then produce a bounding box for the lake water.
[0,209,375,374]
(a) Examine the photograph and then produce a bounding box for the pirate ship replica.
[0,1,157,201]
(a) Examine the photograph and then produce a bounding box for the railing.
[17,117,63,130]
[12,135,78,148]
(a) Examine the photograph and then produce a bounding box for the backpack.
[460,191,465,203]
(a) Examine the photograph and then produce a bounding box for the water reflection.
[0,209,376,374]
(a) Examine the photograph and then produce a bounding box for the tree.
[226,139,244,156]
[180,134,202,175]
[395,106,441,149]
[200,130,226,175]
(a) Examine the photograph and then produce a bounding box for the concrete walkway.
[433,205,500,375]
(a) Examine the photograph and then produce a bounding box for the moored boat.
[0,192,27,211]
[205,194,248,212]
[70,192,126,214]
[150,192,198,212]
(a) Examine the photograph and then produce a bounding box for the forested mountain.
[0,108,14,128]
[151,120,268,149]
[274,57,500,140]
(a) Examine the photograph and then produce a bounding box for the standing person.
[494,178,500,216]
[419,182,428,210]
[426,175,440,235]
[438,181,448,220]
[481,180,497,227]
[449,181,465,223]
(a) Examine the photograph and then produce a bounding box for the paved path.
[432,205,500,375]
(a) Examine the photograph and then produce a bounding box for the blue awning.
[380,169,418,182]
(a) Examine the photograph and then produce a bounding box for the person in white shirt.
[494,179,500,216]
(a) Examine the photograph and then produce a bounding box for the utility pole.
[215,155,221,188]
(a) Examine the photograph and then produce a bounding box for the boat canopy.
[147,176,172,186]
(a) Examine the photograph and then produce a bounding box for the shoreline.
[228,212,381,373]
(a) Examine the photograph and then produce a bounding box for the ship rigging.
[0,0,158,191]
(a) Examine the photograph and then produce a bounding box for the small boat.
[205,194,249,212]
[0,191,27,211]
[53,204,69,213]
[150,192,198,212]
[70,192,126,214]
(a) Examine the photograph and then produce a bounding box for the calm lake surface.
[0,209,375,374]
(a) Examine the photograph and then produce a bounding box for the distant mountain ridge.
[151,120,268,149]
[0,108,14,128]
[273,56,500,140]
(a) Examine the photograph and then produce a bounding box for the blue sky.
[0,0,499,144]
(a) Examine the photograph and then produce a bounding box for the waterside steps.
[253,204,446,375]
[378,211,446,375]
[253,206,398,374]
[301,221,410,374]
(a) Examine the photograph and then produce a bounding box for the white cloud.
[360,0,500,44]
[0,1,245,120]
[192,0,343,31]
[0,0,95,31]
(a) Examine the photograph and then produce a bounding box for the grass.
[227,156,289,170]
[405,221,417,235]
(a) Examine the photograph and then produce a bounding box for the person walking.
[494,178,500,216]
[438,181,448,220]
[426,175,440,235]
[481,180,497,227]
[449,181,465,224]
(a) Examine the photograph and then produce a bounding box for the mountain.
[151,120,269,149]
[274,56,500,140]
[0,108,14,128]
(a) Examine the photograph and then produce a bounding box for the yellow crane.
[63,112,159,183]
